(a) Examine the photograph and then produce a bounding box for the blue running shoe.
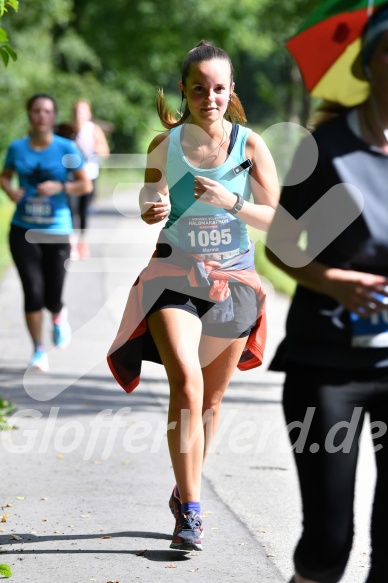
[170,510,203,551]
[53,308,72,349]
[28,349,49,372]
[169,485,181,519]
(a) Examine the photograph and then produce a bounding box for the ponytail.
[308,100,352,130]
[225,93,247,125]
[156,89,191,130]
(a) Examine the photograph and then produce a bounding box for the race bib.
[351,309,388,347]
[19,197,55,225]
[178,215,241,260]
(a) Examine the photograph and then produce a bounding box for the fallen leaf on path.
[0,564,12,578]
[189,568,199,572]
[9,535,23,541]
[3,505,12,509]
[57,454,64,459]
[101,536,112,539]
[166,564,177,569]
[1,517,6,523]
[40,498,48,501]
[135,549,147,556]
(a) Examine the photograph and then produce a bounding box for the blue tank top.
[164,124,252,263]
[5,135,84,234]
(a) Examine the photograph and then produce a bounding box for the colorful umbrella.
[286,0,388,106]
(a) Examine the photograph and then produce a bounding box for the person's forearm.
[139,185,163,209]
[0,176,13,197]
[235,201,276,232]
[265,246,333,296]
[65,178,92,196]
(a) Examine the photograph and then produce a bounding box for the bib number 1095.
[187,228,231,248]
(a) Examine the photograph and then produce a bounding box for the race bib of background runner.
[19,197,55,225]
[178,215,241,260]
[351,309,388,347]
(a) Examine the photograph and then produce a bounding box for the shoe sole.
[170,540,203,551]
[55,338,71,350]
[53,328,72,350]
[28,364,49,373]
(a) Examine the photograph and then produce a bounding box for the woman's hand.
[37,181,63,197]
[324,268,388,316]
[141,200,170,225]
[194,176,236,210]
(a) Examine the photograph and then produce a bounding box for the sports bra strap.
[227,123,239,155]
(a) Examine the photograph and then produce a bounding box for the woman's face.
[28,98,56,133]
[74,101,92,123]
[180,58,234,125]
[368,31,388,89]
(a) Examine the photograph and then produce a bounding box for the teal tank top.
[164,124,252,263]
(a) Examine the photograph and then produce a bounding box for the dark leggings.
[283,366,388,583]
[68,180,95,231]
[9,224,70,313]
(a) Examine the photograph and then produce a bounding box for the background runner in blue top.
[0,93,91,373]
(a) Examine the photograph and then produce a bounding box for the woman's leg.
[199,334,248,459]
[284,368,366,583]
[147,307,204,503]
[41,239,70,315]
[9,226,45,348]
[25,311,44,345]
[78,188,94,233]
[366,374,388,583]
[77,182,95,258]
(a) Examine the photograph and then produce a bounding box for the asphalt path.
[0,187,376,583]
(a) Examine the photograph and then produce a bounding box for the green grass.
[0,397,16,431]
[0,193,13,279]
[250,227,295,297]
[0,195,16,422]
[254,239,296,297]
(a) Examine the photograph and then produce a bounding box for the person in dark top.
[266,6,388,583]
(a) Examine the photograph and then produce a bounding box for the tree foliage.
[0,0,321,156]
[0,0,18,66]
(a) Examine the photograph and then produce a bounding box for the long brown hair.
[157,40,247,129]
[308,100,352,130]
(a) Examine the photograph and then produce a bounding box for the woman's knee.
[169,376,203,410]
